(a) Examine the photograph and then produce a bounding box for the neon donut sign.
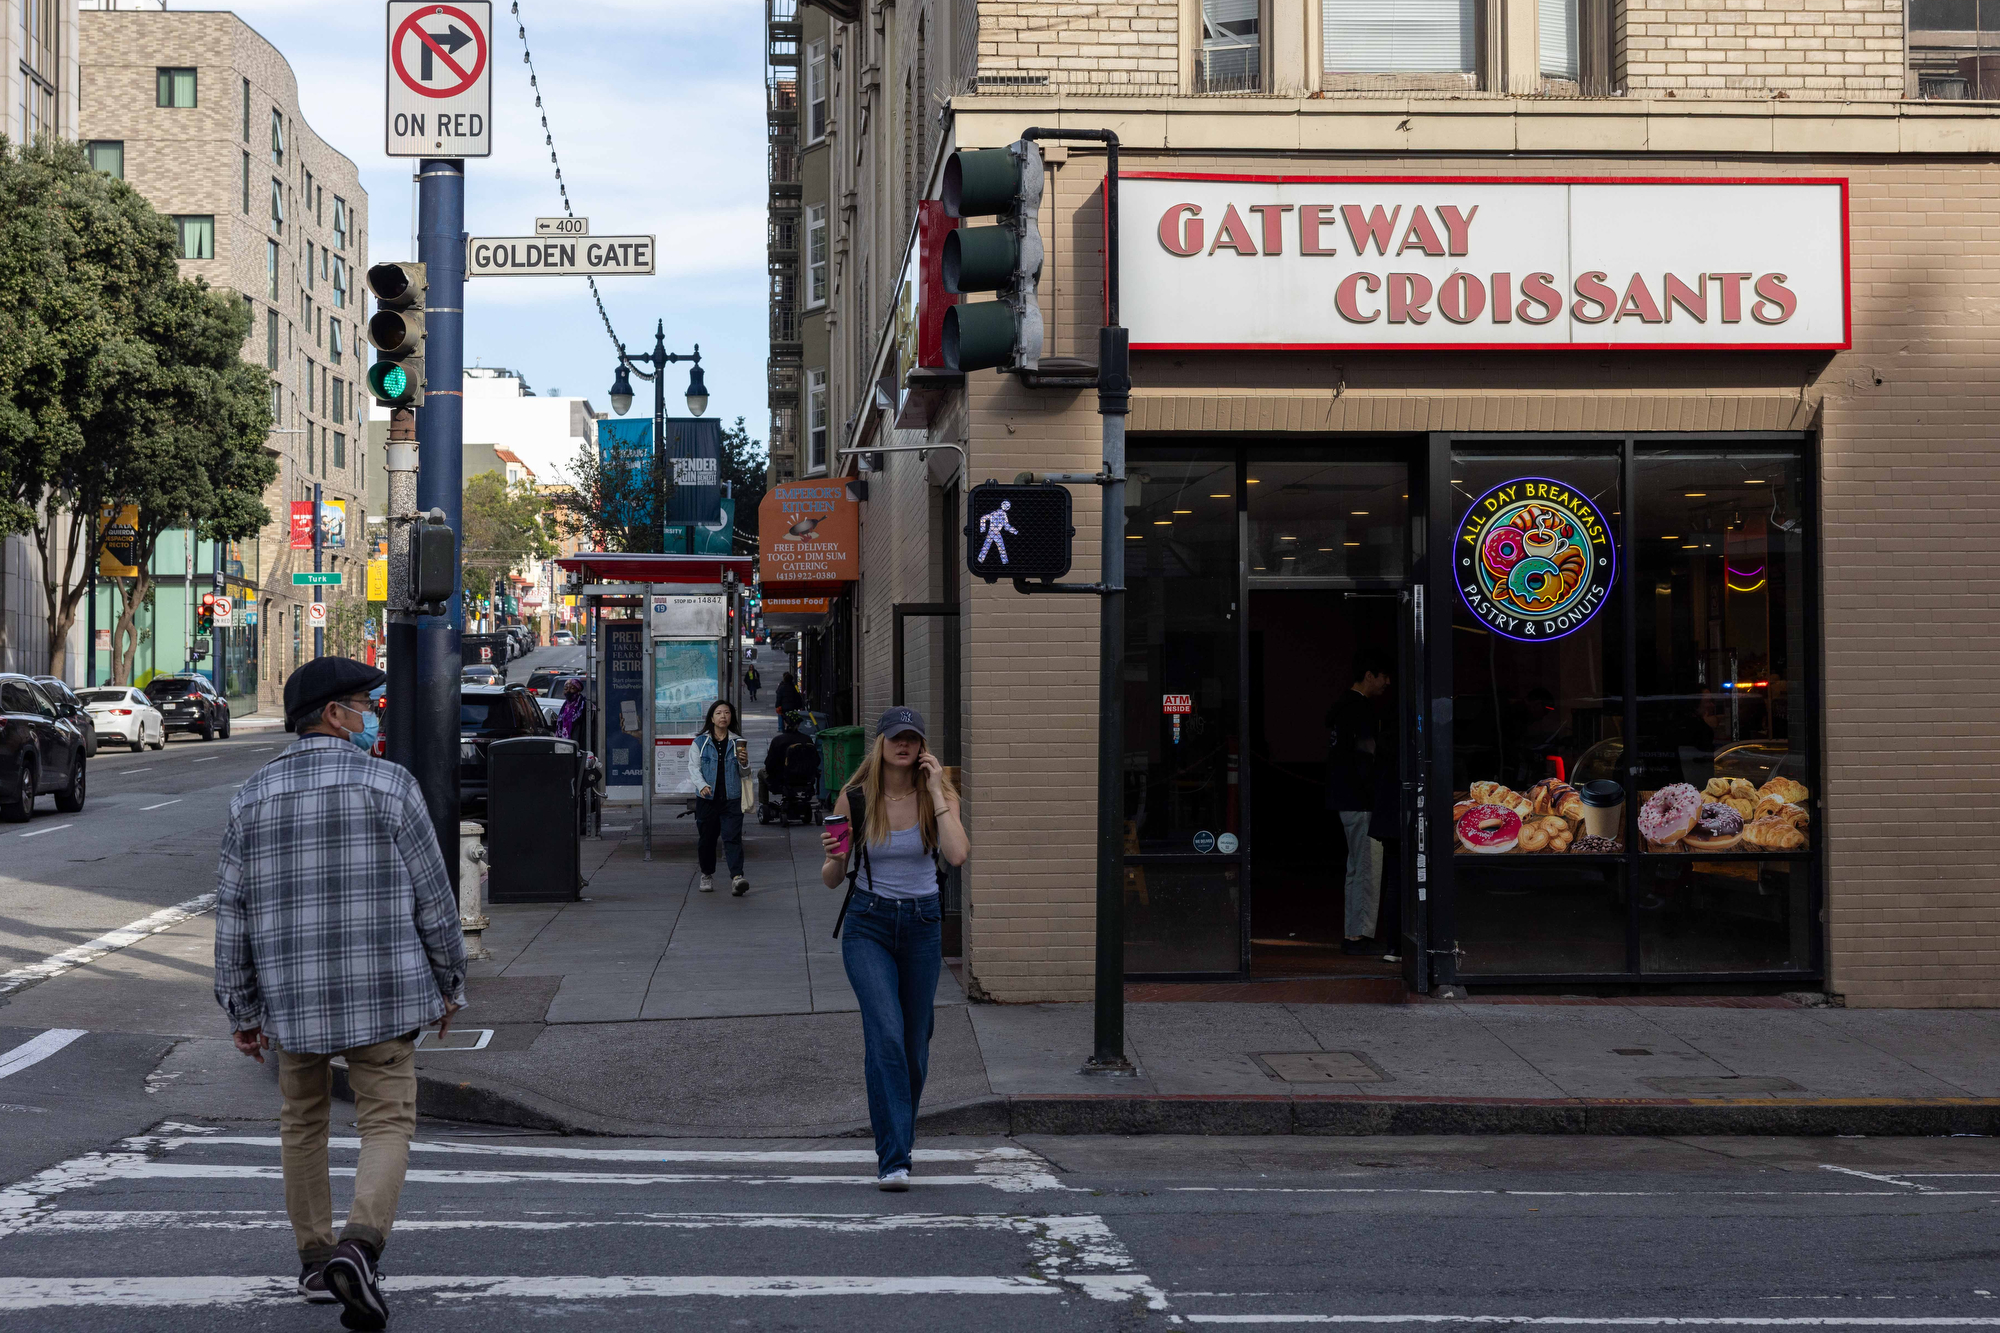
[1457,478,1616,642]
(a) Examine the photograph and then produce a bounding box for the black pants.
[695,796,745,876]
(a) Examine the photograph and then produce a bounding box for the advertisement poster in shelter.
[602,620,646,800]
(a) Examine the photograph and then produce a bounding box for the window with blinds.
[1540,0,1579,78]
[1322,0,1475,74]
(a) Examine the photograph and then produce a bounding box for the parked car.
[524,668,582,699]
[77,686,165,752]
[33,677,97,758]
[459,684,551,814]
[0,673,87,821]
[144,674,231,740]
[554,631,575,646]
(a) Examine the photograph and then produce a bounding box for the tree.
[0,136,271,677]
[103,283,277,684]
[548,431,671,554]
[719,416,768,554]
[461,473,556,619]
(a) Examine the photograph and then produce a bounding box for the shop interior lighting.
[1725,563,1765,578]
[1344,542,1361,547]
[1682,544,1699,549]
[1173,509,1192,514]
[1684,492,1707,497]
[1247,478,1261,484]
[1727,579,1768,593]
[1154,520,1172,526]
[1660,535,1679,540]
[1210,493,1231,499]
[1745,479,1766,484]
[1351,510,1369,515]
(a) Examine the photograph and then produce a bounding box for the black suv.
[459,684,550,814]
[0,673,88,821]
[145,674,232,741]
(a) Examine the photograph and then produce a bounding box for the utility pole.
[414,157,465,883]
[385,409,419,772]
[312,482,324,659]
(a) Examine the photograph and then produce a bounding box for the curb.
[334,1066,2000,1138]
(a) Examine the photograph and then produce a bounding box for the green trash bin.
[815,725,866,803]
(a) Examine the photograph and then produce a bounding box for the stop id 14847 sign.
[385,1,492,158]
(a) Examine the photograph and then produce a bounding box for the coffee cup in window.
[1579,780,1625,842]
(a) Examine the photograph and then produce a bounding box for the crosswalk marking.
[0,1030,86,1082]
[0,895,216,999]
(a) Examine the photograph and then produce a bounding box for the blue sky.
[225,0,767,452]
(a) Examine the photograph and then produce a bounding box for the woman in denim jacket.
[686,700,752,895]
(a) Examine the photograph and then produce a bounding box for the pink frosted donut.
[1483,527,1527,577]
[1638,782,1701,846]
[1457,803,1521,854]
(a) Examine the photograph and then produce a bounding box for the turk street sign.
[466,235,657,277]
[292,571,344,587]
[385,1,493,158]
[1121,175,1850,351]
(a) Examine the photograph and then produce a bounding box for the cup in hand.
[822,814,850,858]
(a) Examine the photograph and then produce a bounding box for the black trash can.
[487,735,582,903]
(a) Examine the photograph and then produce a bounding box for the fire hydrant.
[457,820,491,961]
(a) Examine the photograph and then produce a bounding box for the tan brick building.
[80,7,370,710]
[784,0,2000,1007]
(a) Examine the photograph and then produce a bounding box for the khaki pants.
[276,1033,418,1263]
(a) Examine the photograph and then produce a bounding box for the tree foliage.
[461,472,556,612]
[549,434,670,554]
[0,136,273,677]
[719,416,768,553]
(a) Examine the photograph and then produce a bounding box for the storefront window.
[1124,447,1241,973]
[1246,457,1407,580]
[1449,452,1626,976]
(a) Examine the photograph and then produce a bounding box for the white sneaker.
[698,874,714,893]
[876,1169,910,1192]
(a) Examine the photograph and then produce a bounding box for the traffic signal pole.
[414,157,465,883]
[312,481,324,659]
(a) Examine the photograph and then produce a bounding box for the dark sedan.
[32,677,97,758]
[459,684,551,814]
[1,673,87,821]
[144,674,232,740]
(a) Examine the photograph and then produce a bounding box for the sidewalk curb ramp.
[333,1066,2000,1138]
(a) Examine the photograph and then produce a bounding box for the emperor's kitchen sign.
[1122,175,1849,350]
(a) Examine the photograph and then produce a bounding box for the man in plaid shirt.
[215,656,466,1329]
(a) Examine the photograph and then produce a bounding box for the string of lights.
[507,0,636,370]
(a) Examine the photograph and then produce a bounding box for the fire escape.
[767,0,804,482]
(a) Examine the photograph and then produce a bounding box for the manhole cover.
[1254,1051,1385,1083]
[1641,1075,1803,1095]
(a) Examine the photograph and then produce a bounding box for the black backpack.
[831,787,951,938]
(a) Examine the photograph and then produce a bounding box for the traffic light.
[409,518,456,612]
[940,140,1043,373]
[197,592,216,635]
[364,261,426,407]
[965,481,1073,583]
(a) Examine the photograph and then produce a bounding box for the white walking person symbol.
[977,500,1018,565]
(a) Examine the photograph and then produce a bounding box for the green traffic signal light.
[369,361,413,405]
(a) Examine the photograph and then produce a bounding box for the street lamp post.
[608,319,709,554]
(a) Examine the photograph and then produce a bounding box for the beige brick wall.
[923,143,2000,1008]
[81,11,369,707]
[977,0,1182,91]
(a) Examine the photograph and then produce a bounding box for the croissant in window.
[1753,796,1809,827]
[1528,779,1585,822]
[1757,776,1809,806]
[1741,816,1807,850]
[1704,776,1757,802]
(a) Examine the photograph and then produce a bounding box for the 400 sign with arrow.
[385,1,492,158]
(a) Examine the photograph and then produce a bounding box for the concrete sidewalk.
[402,796,2000,1138]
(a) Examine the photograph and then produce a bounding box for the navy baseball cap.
[876,706,926,741]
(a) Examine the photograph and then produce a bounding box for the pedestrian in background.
[776,670,804,721]
[555,677,587,741]
[819,707,967,1190]
[745,663,761,702]
[214,657,466,1330]
[688,698,752,896]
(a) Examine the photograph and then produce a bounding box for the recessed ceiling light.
[1344,542,1361,547]
[1282,556,1296,561]
[1318,547,1333,552]
[1154,520,1172,526]
[1745,479,1766,485]
[1210,493,1231,499]
[1126,535,1142,540]
[1351,510,1369,515]
[1247,479,1261,484]
[1682,544,1698,549]
[1173,509,1191,515]
[1661,535,1679,540]
[1684,492,1706,497]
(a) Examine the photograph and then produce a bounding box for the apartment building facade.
[79,7,369,708]
[781,0,2000,1008]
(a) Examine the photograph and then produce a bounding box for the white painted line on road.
[16,824,71,839]
[111,768,153,775]
[191,757,218,763]
[158,1135,1044,1165]
[0,1030,86,1082]
[138,800,181,812]
[103,1161,1059,1190]
[1167,1186,1996,1198]
[1821,1165,1932,1191]
[1184,1312,2000,1320]
[0,894,217,1000]
[0,1274,1067,1310]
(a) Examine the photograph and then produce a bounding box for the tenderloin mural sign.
[1457,479,1615,642]
[1122,176,1848,350]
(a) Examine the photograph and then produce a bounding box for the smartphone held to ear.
[823,814,851,857]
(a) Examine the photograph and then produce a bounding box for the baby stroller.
[758,737,823,827]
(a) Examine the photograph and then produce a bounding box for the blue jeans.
[840,890,942,1176]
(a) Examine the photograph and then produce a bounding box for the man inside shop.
[1327,650,1394,956]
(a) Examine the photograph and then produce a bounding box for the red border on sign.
[391,4,488,101]
[1114,173,1852,354]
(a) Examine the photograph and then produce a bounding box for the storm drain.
[1253,1051,1386,1083]
[1640,1075,1804,1095]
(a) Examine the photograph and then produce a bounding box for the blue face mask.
[335,700,379,752]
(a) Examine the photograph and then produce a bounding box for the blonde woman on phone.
[819,707,967,1190]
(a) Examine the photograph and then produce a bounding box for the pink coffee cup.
[823,814,851,857]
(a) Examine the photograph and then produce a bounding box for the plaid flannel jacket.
[214,735,467,1055]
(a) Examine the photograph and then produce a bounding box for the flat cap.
[284,656,386,731]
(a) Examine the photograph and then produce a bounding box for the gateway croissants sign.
[1122,175,1849,351]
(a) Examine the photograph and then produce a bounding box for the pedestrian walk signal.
[965,481,1071,584]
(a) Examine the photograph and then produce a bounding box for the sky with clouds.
[221,0,767,463]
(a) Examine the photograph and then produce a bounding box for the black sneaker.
[298,1261,337,1304]
[731,875,750,896]
[323,1238,388,1330]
